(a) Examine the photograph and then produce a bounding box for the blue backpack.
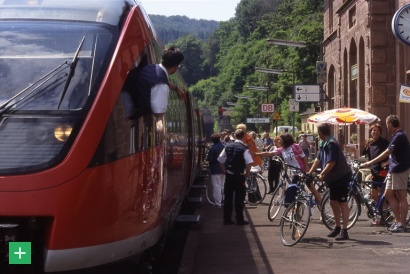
[284,184,299,207]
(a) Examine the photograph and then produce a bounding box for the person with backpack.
[218,129,253,225]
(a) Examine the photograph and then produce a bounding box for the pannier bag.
[284,184,299,207]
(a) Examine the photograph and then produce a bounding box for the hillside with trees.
[149,15,219,45]
[150,0,323,132]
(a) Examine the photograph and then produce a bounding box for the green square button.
[9,242,31,264]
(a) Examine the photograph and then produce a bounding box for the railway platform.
[178,172,410,274]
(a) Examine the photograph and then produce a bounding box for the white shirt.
[217,140,254,165]
[151,64,169,114]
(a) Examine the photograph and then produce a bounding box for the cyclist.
[307,123,352,240]
[254,134,322,205]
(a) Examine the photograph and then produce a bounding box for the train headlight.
[54,125,73,142]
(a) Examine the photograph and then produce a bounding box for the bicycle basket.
[284,184,299,207]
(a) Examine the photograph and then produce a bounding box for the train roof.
[0,0,143,26]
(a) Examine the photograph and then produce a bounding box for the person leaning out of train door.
[218,129,253,225]
[136,45,186,131]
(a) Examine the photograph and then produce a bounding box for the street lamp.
[267,38,324,111]
[234,94,253,99]
[267,38,308,48]
[255,67,285,75]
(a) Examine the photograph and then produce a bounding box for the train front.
[0,0,159,272]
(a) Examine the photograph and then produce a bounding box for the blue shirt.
[207,142,225,174]
[388,129,410,173]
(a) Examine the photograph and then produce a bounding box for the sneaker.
[327,227,341,238]
[388,222,397,232]
[335,229,349,241]
[390,224,406,233]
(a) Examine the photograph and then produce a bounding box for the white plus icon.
[14,247,26,259]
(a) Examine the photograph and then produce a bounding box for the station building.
[322,0,410,150]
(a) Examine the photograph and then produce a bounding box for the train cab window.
[90,54,161,166]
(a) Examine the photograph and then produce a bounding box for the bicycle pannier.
[284,184,299,207]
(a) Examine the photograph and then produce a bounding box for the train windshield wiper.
[57,36,85,109]
[0,62,69,116]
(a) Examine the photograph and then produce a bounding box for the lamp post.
[267,38,324,111]
[254,68,284,136]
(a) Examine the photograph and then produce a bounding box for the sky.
[139,0,242,21]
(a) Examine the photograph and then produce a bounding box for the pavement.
[178,173,410,274]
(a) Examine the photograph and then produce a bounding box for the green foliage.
[149,15,219,45]
[149,0,324,132]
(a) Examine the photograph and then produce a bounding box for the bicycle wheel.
[268,182,285,221]
[245,174,267,205]
[320,191,360,230]
[280,199,311,246]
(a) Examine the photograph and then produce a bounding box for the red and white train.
[0,0,204,272]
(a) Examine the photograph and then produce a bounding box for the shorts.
[385,168,410,190]
[329,185,349,203]
[328,173,350,203]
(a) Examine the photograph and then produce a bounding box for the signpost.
[261,103,275,113]
[288,99,299,112]
[294,85,320,102]
[246,118,270,123]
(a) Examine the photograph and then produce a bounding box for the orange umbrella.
[308,107,379,125]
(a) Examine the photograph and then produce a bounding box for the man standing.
[307,123,352,240]
[218,129,253,225]
[363,115,410,232]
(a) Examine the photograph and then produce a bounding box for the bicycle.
[268,157,326,221]
[245,165,267,205]
[279,172,319,246]
[320,160,410,230]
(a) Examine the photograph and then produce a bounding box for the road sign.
[294,85,320,102]
[261,103,275,113]
[246,118,270,123]
[295,93,320,102]
[273,112,281,120]
[289,99,299,112]
[316,61,327,84]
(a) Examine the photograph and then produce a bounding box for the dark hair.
[235,129,245,140]
[369,123,382,134]
[211,133,220,144]
[317,123,331,136]
[280,134,295,148]
[386,115,400,127]
[161,46,184,68]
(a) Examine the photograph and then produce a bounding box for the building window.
[349,6,356,28]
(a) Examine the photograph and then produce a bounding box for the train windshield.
[0,21,114,111]
[0,21,116,175]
